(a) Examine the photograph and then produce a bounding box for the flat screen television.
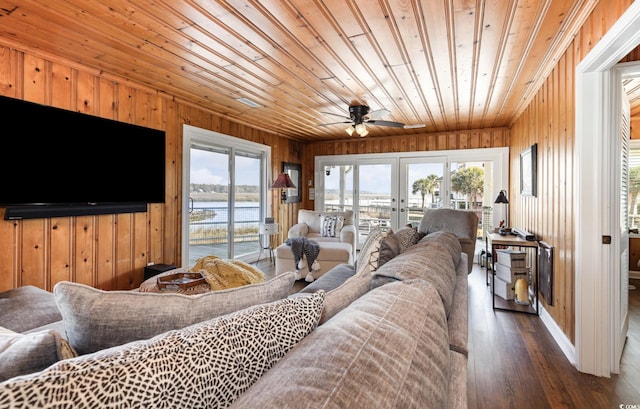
[0,95,166,220]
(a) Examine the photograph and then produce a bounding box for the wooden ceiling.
[0,1,603,141]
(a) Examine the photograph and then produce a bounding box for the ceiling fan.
[318,104,425,137]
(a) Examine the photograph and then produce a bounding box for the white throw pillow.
[320,214,344,237]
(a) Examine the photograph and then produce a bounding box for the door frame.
[181,125,272,266]
[315,147,509,234]
[575,0,640,376]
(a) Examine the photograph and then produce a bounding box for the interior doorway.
[575,1,640,376]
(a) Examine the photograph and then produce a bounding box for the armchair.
[418,208,479,274]
[287,209,357,256]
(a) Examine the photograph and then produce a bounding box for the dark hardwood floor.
[254,259,640,407]
[467,265,640,408]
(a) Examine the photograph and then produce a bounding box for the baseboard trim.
[540,304,576,366]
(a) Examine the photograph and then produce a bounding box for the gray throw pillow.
[54,272,296,355]
[0,286,62,333]
[378,229,400,267]
[0,327,76,382]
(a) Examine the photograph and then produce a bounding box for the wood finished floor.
[254,259,640,407]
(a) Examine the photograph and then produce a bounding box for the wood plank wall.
[0,44,302,293]
[509,0,635,344]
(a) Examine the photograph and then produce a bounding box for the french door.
[316,148,508,249]
[182,125,271,266]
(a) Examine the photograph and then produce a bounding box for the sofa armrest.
[287,223,309,238]
[340,224,357,254]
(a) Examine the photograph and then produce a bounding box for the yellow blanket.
[190,255,265,291]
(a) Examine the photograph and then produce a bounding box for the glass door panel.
[184,125,269,267]
[449,160,494,241]
[399,158,446,227]
[232,153,261,258]
[322,165,354,213]
[188,147,231,265]
[357,163,394,246]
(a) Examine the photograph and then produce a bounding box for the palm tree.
[450,167,484,209]
[412,175,440,208]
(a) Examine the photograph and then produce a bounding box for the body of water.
[191,201,260,225]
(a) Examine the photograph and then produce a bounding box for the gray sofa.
[0,224,468,408]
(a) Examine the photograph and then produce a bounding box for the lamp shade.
[270,173,296,189]
[494,190,509,204]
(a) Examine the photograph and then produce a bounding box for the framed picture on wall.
[283,162,302,203]
[520,143,537,197]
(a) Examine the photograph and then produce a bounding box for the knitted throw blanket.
[190,255,265,290]
[285,237,321,272]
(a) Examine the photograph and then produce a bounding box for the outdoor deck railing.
[189,204,484,246]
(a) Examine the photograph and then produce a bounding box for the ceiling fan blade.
[321,111,350,120]
[318,121,352,127]
[367,109,391,120]
[366,120,406,128]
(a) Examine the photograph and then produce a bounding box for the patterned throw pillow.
[356,228,385,275]
[394,225,425,253]
[0,292,326,408]
[320,214,344,237]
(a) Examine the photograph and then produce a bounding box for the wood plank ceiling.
[0,0,607,142]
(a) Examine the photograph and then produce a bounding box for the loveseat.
[0,220,468,408]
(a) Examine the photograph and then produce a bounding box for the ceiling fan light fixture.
[355,123,368,136]
[345,126,354,136]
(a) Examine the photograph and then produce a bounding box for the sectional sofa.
[0,216,471,408]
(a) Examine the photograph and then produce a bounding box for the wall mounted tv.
[0,95,166,220]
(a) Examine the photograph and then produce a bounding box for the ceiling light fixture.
[345,126,354,136]
[355,123,368,137]
[236,97,261,108]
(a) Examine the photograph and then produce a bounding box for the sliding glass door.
[182,125,270,267]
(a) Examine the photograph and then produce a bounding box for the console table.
[486,232,539,315]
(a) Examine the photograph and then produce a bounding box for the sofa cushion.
[0,292,325,408]
[372,237,458,316]
[419,230,463,263]
[297,263,356,294]
[0,326,76,382]
[0,286,62,333]
[229,280,450,409]
[295,262,371,325]
[54,272,296,355]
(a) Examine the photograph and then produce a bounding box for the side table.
[486,232,539,315]
[257,223,279,264]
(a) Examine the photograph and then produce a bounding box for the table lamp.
[494,190,510,234]
[270,173,296,242]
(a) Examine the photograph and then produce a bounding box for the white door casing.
[575,1,640,377]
